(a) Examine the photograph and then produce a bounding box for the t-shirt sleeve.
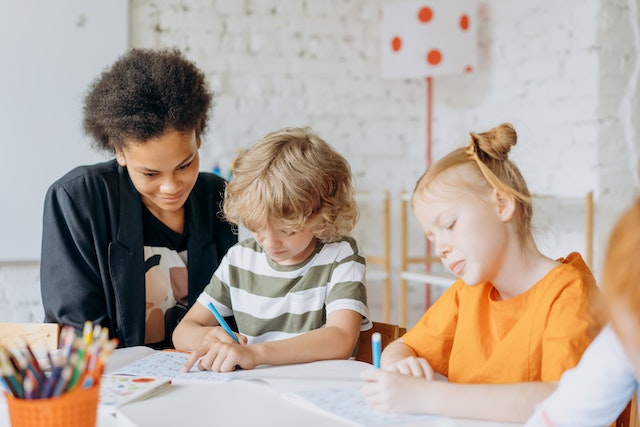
[525,326,637,427]
[401,280,463,377]
[325,240,370,330]
[197,256,233,317]
[540,276,602,381]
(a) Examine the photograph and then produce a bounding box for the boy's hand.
[201,326,247,347]
[182,340,255,373]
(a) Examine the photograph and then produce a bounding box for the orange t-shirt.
[401,252,603,384]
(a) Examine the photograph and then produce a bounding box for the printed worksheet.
[285,385,437,426]
[99,375,171,414]
[110,351,232,384]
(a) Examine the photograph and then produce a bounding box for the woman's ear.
[493,190,516,222]
[115,149,126,167]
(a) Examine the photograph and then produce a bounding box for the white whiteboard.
[0,1,128,261]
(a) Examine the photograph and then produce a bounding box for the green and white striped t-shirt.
[197,236,371,344]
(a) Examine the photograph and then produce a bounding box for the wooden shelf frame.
[355,191,392,322]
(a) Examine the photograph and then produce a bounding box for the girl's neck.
[492,243,559,300]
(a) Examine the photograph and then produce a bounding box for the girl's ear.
[493,189,516,222]
[115,149,126,167]
[196,134,202,149]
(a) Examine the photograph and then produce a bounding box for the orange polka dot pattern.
[380,0,478,78]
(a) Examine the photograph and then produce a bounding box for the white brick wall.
[0,262,44,322]
[2,0,638,328]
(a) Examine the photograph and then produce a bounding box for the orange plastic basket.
[5,383,99,427]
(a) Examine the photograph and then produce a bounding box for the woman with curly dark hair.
[40,48,236,349]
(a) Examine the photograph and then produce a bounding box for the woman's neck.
[145,204,185,233]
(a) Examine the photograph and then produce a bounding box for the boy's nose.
[259,232,281,249]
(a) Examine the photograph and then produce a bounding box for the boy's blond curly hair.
[223,127,358,243]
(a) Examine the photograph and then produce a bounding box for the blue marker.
[371,332,382,368]
[207,302,240,344]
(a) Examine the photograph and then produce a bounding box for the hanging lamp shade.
[380,0,478,79]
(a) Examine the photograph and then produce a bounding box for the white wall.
[2,0,638,328]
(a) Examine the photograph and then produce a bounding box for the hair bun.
[469,123,517,161]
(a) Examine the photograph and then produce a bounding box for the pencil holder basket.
[5,383,100,427]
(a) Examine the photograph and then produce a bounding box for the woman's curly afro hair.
[83,48,212,152]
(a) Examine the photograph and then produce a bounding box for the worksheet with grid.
[110,351,232,383]
[285,385,437,426]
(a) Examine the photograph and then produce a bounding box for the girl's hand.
[182,339,255,373]
[385,356,435,380]
[361,369,432,413]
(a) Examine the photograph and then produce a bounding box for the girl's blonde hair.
[603,198,640,313]
[223,127,358,243]
[413,123,533,243]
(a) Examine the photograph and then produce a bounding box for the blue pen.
[371,332,381,368]
[40,365,62,398]
[207,302,239,344]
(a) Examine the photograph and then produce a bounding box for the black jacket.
[40,160,236,347]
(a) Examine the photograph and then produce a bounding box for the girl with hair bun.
[361,123,603,423]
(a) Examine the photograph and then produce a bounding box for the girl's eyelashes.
[423,217,455,242]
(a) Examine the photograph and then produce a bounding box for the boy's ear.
[493,189,516,222]
[115,149,126,167]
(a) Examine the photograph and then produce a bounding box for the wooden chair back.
[0,322,60,350]
[617,392,639,427]
[355,321,406,364]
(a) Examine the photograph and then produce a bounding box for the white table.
[0,347,523,427]
[115,380,521,427]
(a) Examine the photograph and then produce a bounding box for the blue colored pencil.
[51,365,73,397]
[371,332,382,368]
[0,361,22,398]
[40,365,62,398]
[207,302,239,344]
